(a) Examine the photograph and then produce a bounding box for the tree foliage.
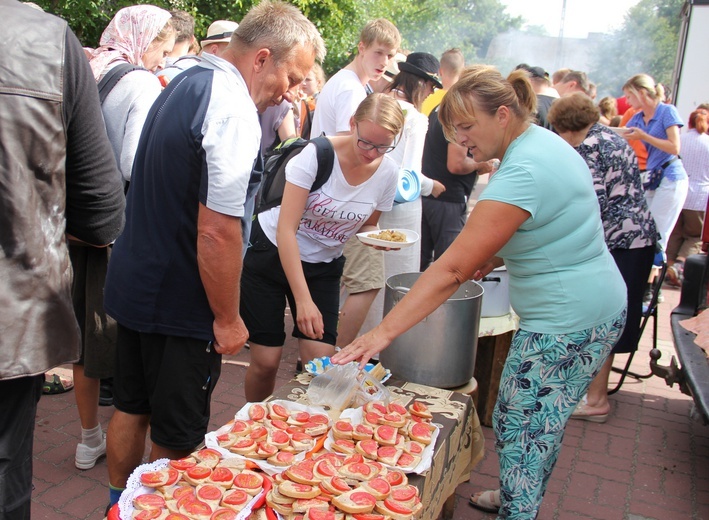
[34,0,520,75]
[588,0,683,97]
[390,0,523,62]
[34,0,680,96]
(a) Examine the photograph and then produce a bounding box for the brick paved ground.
[31,283,709,519]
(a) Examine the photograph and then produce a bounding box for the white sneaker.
[75,433,106,470]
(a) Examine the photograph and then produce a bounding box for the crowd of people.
[2,1,709,519]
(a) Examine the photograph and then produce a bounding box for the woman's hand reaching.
[331,328,392,369]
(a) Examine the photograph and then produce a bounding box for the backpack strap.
[97,63,144,105]
[256,136,334,215]
[309,136,335,193]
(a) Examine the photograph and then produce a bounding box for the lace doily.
[118,457,263,519]
[119,458,170,518]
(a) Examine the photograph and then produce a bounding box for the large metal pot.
[380,273,483,388]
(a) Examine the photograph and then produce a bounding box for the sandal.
[665,263,683,288]
[571,401,608,423]
[469,489,501,514]
[42,371,74,395]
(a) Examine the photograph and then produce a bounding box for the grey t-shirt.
[260,99,292,154]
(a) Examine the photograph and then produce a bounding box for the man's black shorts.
[113,324,221,451]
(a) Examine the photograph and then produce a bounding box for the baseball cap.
[528,66,549,79]
[516,63,549,80]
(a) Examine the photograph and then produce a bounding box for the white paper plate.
[204,400,331,475]
[120,459,263,520]
[609,126,632,136]
[356,229,419,249]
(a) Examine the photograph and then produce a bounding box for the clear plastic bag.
[307,363,390,411]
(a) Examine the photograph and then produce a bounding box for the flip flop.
[42,372,74,395]
[469,489,501,514]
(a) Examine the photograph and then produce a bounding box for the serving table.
[276,372,486,520]
[109,373,486,520]
[473,312,518,426]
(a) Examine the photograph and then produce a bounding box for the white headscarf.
[89,5,171,81]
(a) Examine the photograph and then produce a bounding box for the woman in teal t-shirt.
[333,65,627,519]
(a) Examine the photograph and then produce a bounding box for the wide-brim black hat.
[398,52,443,89]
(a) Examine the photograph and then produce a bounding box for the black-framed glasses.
[355,124,396,154]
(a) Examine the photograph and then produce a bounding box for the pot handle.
[390,285,427,321]
[391,286,410,305]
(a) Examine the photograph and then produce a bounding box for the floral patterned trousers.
[493,309,627,519]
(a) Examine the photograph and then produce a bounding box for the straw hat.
[382,52,407,82]
[200,20,238,48]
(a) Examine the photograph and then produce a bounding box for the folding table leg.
[441,493,457,520]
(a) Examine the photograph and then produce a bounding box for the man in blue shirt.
[103,1,325,506]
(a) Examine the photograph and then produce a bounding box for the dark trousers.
[611,245,656,354]
[420,198,467,270]
[0,375,43,520]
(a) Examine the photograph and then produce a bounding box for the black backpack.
[97,63,144,194]
[256,135,335,214]
[97,63,144,105]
